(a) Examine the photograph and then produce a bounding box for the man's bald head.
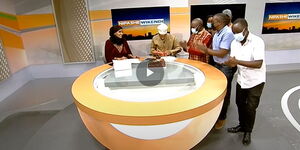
[191,18,203,28]
[232,18,248,34]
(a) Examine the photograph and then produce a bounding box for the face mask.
[191,28,198,34]
[207,23,212,28]
[234,28,246,42]
[191,24,200,34]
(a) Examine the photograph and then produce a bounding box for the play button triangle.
[147,68,154,77]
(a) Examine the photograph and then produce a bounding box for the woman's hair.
[109,25,124,45]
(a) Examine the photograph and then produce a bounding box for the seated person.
[180,18,212,63]
[105,25,137,63]
[150,23,182,57]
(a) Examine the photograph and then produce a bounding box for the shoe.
[214,119,226,129]
[242,132,251,145]
[227,125,244,133]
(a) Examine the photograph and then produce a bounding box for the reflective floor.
[1,71,300,150]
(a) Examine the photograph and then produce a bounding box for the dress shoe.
[214,119,226,129]
[227,125,244,133]
[242,132,251,145]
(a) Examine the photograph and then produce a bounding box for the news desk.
[72,58,227,150]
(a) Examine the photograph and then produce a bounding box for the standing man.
[224,18,266,145]
[180,18,212,63]
[151,23,182,56]
[222,9,233,27]
[196,13,235,129]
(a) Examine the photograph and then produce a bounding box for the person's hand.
[157,51,166,56]
[179,40,187,50]
[152,50,159,55]
[128,54,138,59]
[121,56,127,60]
[164,50,171,56]
[152,49,166,56]
[114,56,127,60]
[224,56,238,67]
[195,42,208,54]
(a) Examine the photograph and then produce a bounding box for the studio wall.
[190,0,300,51]
[0,0,28,74]
[0,0,299,75]
[88,0,190,57]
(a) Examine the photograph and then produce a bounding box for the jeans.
[236,82,265,132]
[214,63,234,120]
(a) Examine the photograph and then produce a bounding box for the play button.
[147,69,154,77]
[136,59,164,86]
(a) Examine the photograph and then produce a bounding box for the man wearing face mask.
[179,18,212,62]
[206,15,216,65]
[206,15,216,36]
[195,13,235,130]
[224,18,266,145]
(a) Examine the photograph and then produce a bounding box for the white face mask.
[207,23,212,28]
[191,24,199,34]
[191,28,198,34]
[234,28,246,42]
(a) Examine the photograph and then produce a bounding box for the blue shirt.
[212,26,234,63]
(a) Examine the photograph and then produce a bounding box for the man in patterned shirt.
[180,18,212,63]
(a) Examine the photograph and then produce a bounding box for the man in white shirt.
[224,18,266,145]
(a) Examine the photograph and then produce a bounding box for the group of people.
[104,9,266,146]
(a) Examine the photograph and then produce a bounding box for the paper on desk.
[126,58,140,63]
[114,69,133,78]
[113,59,140,71]
[113,59,131,71]
[161,56,176,62]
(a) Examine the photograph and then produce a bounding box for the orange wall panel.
[170,14,190,41]
[89,10,112,21]
[0,29,24,49]
[17,14,55,30]
[170,7,189,14]
[0,12,19,30]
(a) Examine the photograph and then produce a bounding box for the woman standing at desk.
[105,25,137,63]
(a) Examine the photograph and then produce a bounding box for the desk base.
[77,101,223,150]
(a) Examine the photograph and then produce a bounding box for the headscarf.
[109,25,124,45]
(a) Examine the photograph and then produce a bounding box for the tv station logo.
[118,19,164,26]
[268,13,300,20]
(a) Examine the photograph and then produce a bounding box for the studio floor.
[0,70,300,150]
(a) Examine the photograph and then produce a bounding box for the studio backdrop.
[262,2,300,34]
[111,6,170,40]
[191,4,246,28]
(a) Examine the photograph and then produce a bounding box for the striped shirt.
[187,29,212,63]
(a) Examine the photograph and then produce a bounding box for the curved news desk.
[72,58,227,150]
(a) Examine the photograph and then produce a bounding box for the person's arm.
[196,43,229,58]
[192,33,212,55]
[105,40,114,63]
[150,37,158,55]
[204,34,212,48]
[237,59,263,68]
[169,36,182,55]
[123,40,134,58]
[224,57,263,68]
[180,35,193,52]
[196,31,233,58]
[224,37,265,68]
[179,40,188,51]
